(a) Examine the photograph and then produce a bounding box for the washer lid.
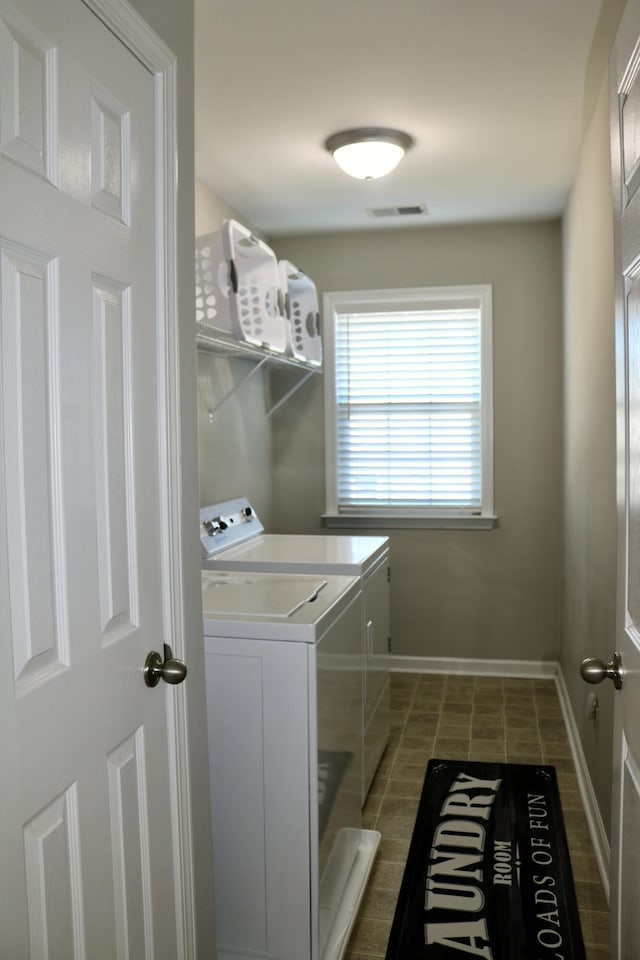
[201,571,359,643]
[202,571,333,618]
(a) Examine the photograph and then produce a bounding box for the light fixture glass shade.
[325,128,414,180]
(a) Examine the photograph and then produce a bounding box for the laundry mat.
[385,759,586,960]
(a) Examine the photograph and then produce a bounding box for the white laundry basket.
[279,260,322,366]
[196,219,288,353]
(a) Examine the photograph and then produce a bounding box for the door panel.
[1,241,65,692]
[0,7,56,182]
[24,785,84,958]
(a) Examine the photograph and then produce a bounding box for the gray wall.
[270,222,564,663]
[562,76,617,838]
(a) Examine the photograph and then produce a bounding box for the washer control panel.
[200,496,264,558]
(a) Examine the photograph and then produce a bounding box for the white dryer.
[200,496,391,802]
[202,569,379,960]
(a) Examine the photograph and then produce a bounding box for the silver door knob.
[144,644,187,688]
[580,652,623,690]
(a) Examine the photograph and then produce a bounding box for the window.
[323,285,495,528]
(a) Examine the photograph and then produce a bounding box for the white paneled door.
[610,0,640,956]
[0,1,190,956]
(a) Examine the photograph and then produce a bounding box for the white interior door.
[609,1,640,956]
[0,0,188,956]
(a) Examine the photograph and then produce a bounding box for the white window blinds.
[324,286,493,522]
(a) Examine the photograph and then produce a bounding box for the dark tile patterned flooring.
[345,672,609,960]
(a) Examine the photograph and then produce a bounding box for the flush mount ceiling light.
[325,127,414,180]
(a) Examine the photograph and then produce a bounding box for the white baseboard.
[554,667,611,902]
[388,655,557,679]
[388,655,611,900]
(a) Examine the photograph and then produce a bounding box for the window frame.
[323,285,496,529]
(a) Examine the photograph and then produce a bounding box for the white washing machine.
[202,569,380,960]
[200,496,391,802]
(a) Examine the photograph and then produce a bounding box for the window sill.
[322,514,498,530]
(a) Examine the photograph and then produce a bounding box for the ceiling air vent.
[368,204,428,218]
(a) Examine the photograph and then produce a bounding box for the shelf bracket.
[265,368,315,419]
[204,354,270,419]
[196,326,320,419]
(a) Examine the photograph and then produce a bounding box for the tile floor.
[345,672,609,960]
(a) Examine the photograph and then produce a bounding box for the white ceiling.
[195,0,607,237]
